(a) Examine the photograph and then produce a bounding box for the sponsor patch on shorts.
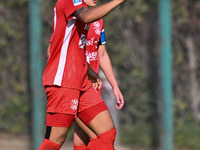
[73,0,82,6]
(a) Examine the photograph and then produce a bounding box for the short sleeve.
[98,20,106,45]
[63,0,87,19]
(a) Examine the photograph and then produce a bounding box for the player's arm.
[87,63,102,89]
[87,63,98,81]
[74,0,125,23]
[99,45,124,109]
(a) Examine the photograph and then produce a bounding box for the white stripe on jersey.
[53,19,76,86]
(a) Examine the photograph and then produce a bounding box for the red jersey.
[43,0,92,90]
[86,19,106,74]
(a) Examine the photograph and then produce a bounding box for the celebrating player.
[38,0,125,149]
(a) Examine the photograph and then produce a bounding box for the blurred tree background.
[0,0,200,149]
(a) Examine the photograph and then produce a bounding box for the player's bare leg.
[88,110,115,134]
[74,118,97,144]
[86,110,116,150]
[49,127,70,145]
[74,118,97,149]
[38,127,70,150]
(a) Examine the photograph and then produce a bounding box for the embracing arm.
[99,45,124,109]
[87,63,102,89]
[74,0,125,23]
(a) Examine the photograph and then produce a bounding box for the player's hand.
[113,87,124,110]
[92,78,102,90]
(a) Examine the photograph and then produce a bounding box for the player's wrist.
[111,83,119,90]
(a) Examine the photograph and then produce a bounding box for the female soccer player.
[38,0,125,149]
[73,0,124,149]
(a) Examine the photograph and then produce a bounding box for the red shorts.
[45,86,108,127]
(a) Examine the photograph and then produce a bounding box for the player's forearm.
[75,0,125,23]
[100,53,119,89]
[87,63,99,80]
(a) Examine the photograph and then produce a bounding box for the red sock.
[38,139,61,150]
[86,128,116,150]
[74,144,87,150]
[98,128,116,150]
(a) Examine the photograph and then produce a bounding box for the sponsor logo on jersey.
[70,99,79,111]
[73,0,82,6]
[86,37,95,46]
[79,34,87,49]
[84,24,90,31]
[86,51,98,63]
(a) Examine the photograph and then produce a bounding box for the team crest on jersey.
[73,0,82,6]
[70,99,79,111]
[79,34,87,49]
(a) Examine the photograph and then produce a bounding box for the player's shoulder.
[98,18,104,24]
[57,0,83,6]
[93,19,104,27]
